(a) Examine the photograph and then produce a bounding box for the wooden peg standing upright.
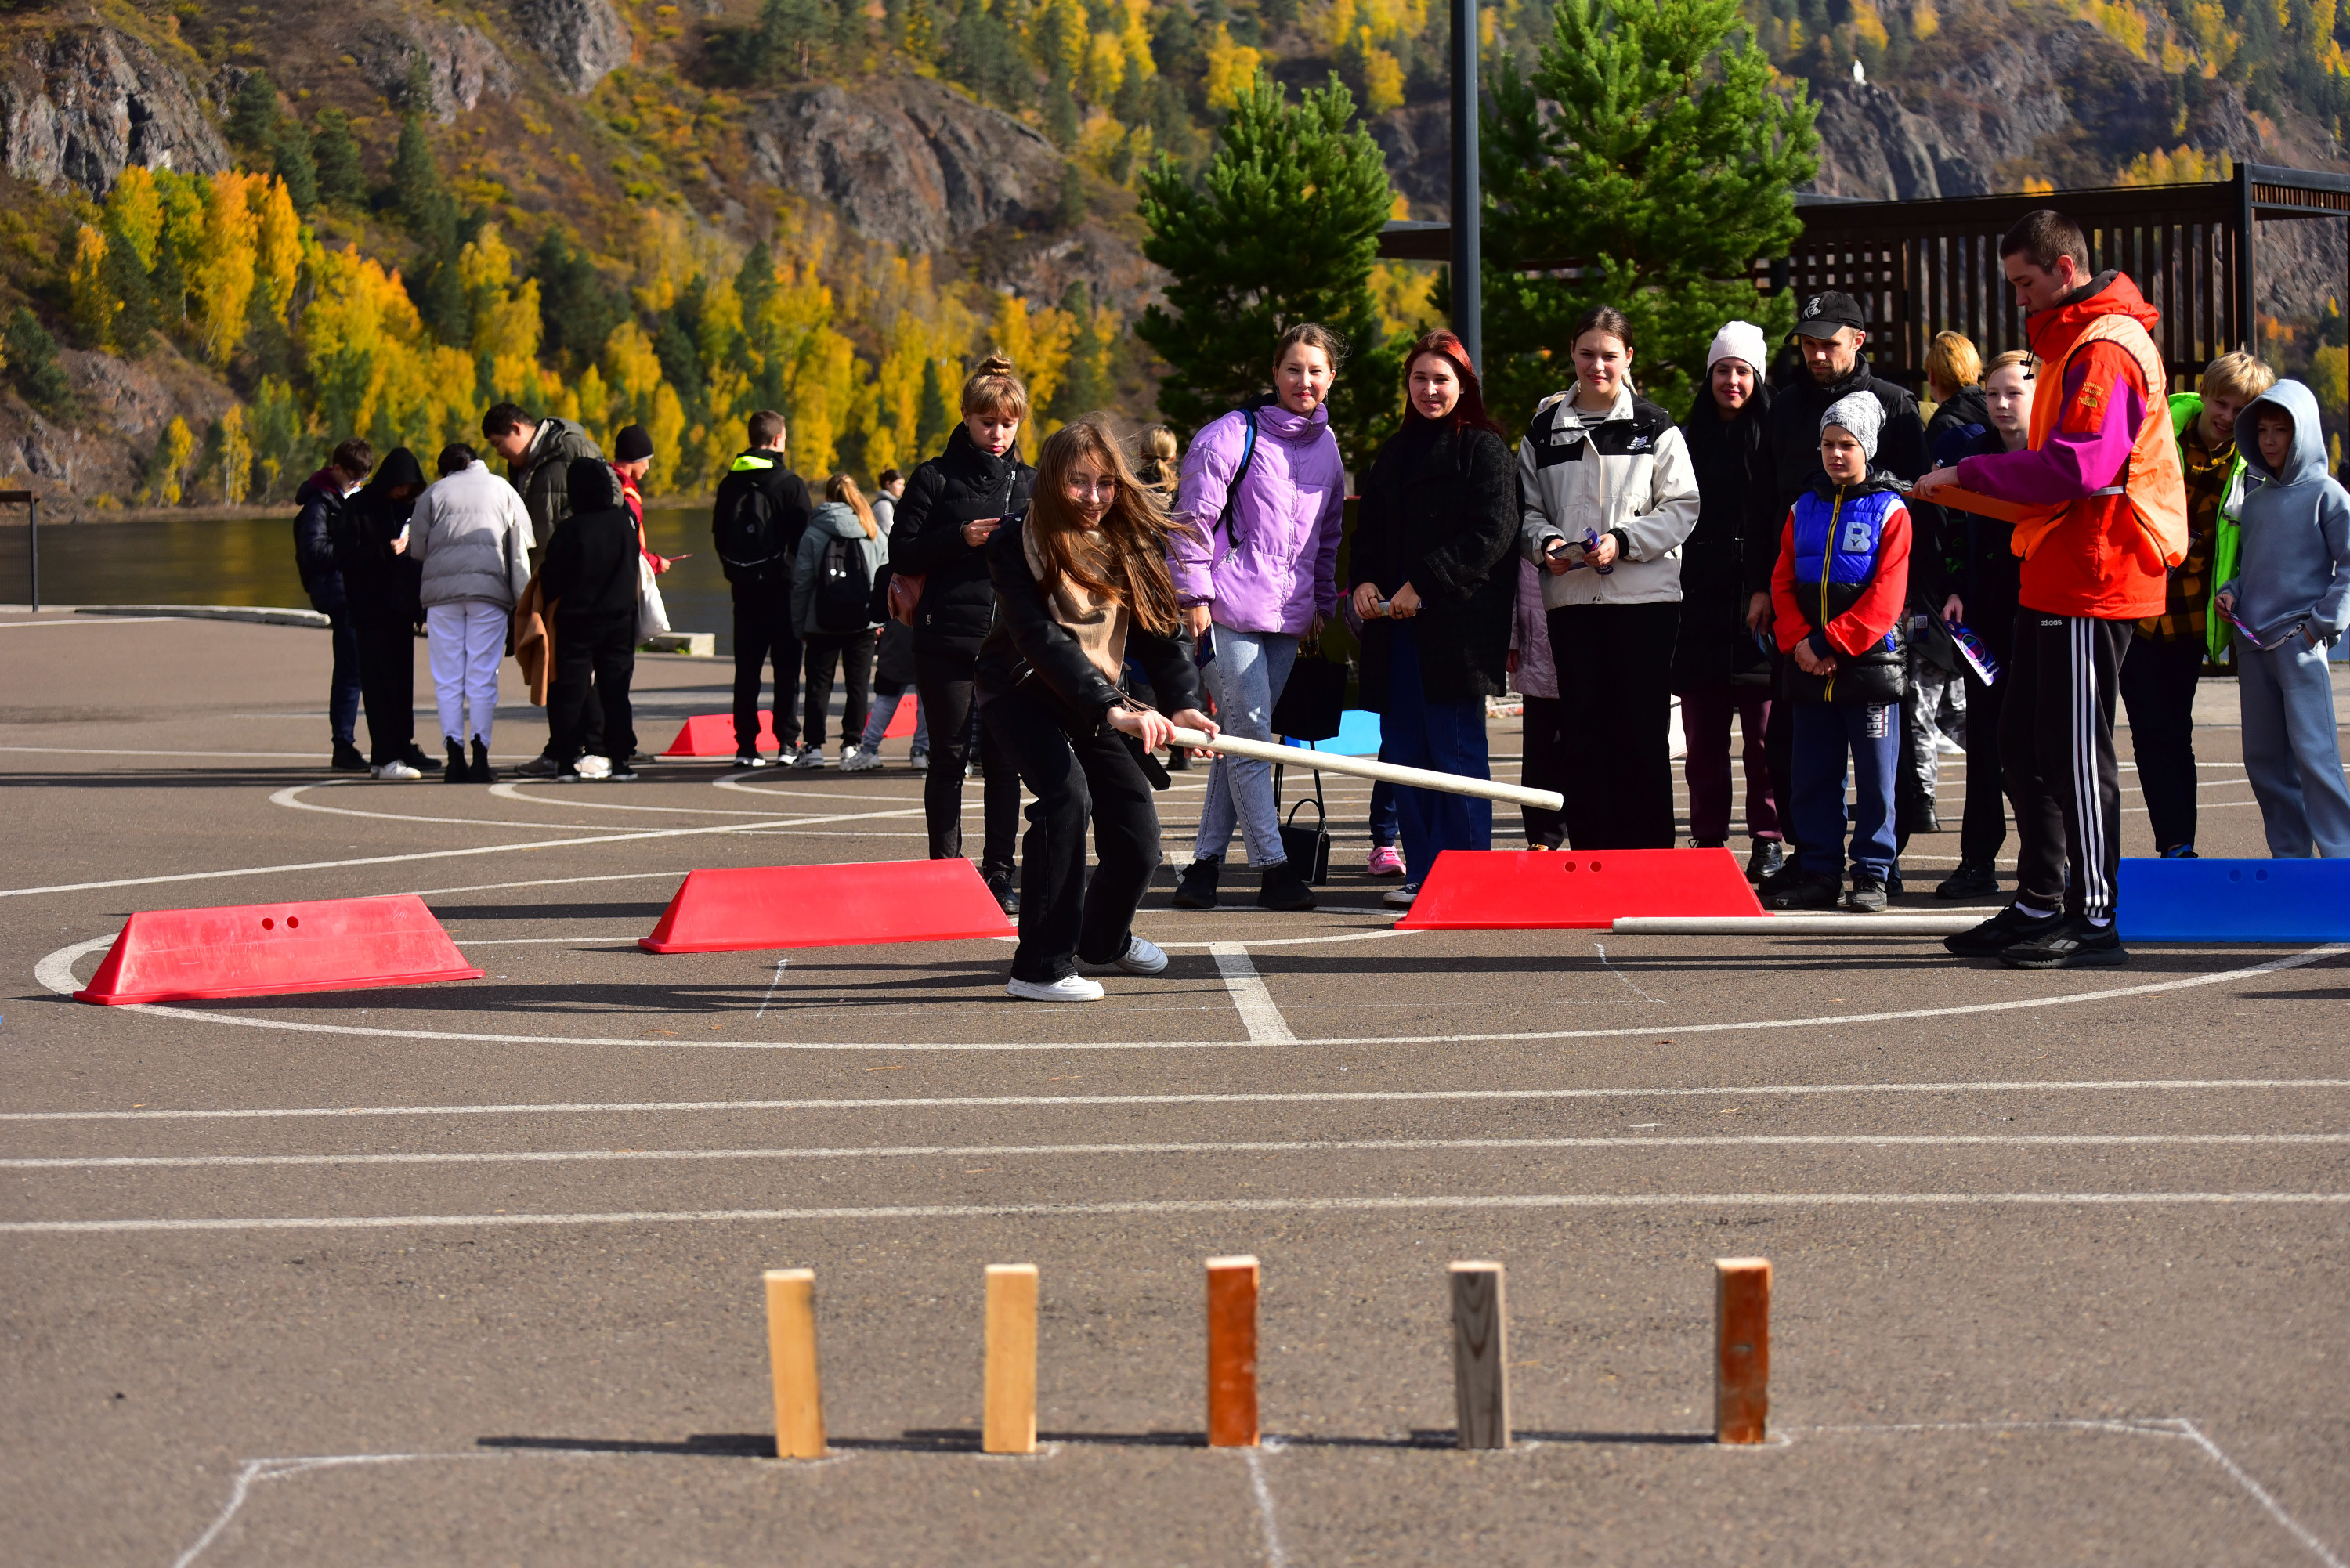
[983,1263,1039,1455]
[1448,1261,1510,1450]
[1714,1257,1771,1444]
[765,1268,826,1459]
[1205,1255,1260,1447]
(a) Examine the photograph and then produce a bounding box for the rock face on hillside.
[349,13,518,123]
[507,0,632,94]
[0,26,229,197]
[744,78,1067,255]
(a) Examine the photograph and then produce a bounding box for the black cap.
[1792,290,1866,338]
[613,423,655,463]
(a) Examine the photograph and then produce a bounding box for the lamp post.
[1450,0,1481,370]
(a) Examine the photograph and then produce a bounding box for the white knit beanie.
[1705,320,1770,377]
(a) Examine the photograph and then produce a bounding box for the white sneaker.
[790,744,827,770]
[1094,935,1167,975]
[1383,882,1420,909]
[575,754,612,779]
[840,746,883,772]
[1007,974,1106,1003]
[909,749,930,771]
[371,760,422,780]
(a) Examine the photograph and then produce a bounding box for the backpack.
[812,532,874,634]
[714,475,786,582]
[1209,398,1270,564]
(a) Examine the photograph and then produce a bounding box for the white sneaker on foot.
[840,746,883,772]
[908,749,931,771]
[1383,881,1420,908]
[1006,974,1107,1003]
[1093,936,1167,975]
[790,744,827,769]
[575,754,612,779]
[371,760,422,780]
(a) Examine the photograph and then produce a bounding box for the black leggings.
[351,600,418,764]
[914,649,1020,876]
[802,629,876,747]
[1545,601,1681,848]
[984,688,1161,982]
[551,615,637,764]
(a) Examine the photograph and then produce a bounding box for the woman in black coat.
[337,447,434,779]
[1670,329,1784,880]
[886,355,1038,912]
[1347,330,1520,900]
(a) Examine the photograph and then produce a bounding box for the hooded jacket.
[1349,417,1520,709]
[1771,468,1912,705]
[712,447,815,591]
[508,417,603,548]
[1671,388,1777,692]
[1925,385,1990,461]
[889,425,1039,656]
[410,461,534,611]
[790,501,888,637]
[1934,423,2023,658]
[537,458,639,623]
[2170,393,2254,663]
[978,517,1202,732]
[291,466,354,614]
[2218,381,2350,649]
[338,449,428,620]
[1517,384,1701,609]
[1169,400,1346,634]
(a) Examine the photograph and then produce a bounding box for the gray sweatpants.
[2240,632,2350,857]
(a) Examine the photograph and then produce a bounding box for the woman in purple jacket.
[1168,323,1349,912]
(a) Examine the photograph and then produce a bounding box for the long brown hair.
[824,472,877,538]
[1400,329,1501,435]
[1027,417,1187,637]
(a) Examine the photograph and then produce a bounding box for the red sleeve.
[1770,510,1805,654]
[1823,500,1911,657]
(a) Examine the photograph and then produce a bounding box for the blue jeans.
[1791,701,1898,879]
[1194,626,1299,867]
[2240,631,2350,857]
[1383,621,1492,882]
[1368,781,1398,847]
[327,609,361,746]
[859,682,931,753]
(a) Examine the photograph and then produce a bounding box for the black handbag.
[1280,787,1332,883]
[1272,639,1347,742]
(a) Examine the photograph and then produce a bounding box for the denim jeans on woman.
[1382,620,1492,880]
[1192,626,1298,867]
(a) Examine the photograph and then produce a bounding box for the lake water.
[0,507,744,652]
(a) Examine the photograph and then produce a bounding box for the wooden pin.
[983,1263,1039,1454]
[1448,1261,1510,1450]
[1715,1257,1771,1444]
[1205,1255,1260,1447]
[765,1268,826,1459]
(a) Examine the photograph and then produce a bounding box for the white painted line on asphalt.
[450,936,645,945]
[15,1133,2347,1171]
[0,746,327,760]
[9,1190,2348,1236]
[267,783,620,833]
[1209,943,1297,1045]
[1593,941,1660,1001]
[486,782,824,817]
[19,1077,2346,1124]
[2171,1418,2350,1568]
[1246,1447,1289,1568]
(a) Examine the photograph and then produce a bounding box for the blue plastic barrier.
[2117,857,2350,942]
[1284,710,1383,758]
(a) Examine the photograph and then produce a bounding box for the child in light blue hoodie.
[2215,379,2350,856]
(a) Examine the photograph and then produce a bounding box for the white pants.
[427,601,508,747]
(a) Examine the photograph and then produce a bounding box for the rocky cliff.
[0,25,228,198]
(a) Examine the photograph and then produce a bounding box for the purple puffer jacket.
[1169,402,1346,634]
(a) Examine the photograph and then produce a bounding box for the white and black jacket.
[1517,385,1703,609]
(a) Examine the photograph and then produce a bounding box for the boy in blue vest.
[1766,393,1914,912]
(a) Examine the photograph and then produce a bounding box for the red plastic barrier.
[639,859,1014,953]
[664,713,772,757]
[74,895,482,1005]
[1394,848,1765,931]
[884,697,918,739]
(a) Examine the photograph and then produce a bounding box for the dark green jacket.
[510,417,603,548]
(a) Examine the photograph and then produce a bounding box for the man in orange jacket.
[1916,209,2189,969]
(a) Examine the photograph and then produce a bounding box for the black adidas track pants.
[2001,612,2135,923]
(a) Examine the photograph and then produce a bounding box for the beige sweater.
[1025,526,1129,688]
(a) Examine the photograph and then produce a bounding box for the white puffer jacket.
[1517,385,1703,609]
[410,461,535,611]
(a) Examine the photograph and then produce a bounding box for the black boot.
[1172,856,1220,909]
[331,741,367,771]
[1745,840,1785,883]
[468,736,494,784]
[1935,861,2000,900]
[1256,858,1315,912]
[443,737,467,784]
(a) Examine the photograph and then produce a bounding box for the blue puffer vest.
[1784,471,1909,705]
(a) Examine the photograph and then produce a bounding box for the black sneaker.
[1844,871,1888,913]
[1766,872,1842,910]
[1936,861,2001,900]
[443,737,468,784]
[400,742,436,773]
[1172,856,1220,909]
[1745,840,1785,883]
[606,765,639,782]
[468,737,494,784]
[517,753,560,779]
[1756,861,1810,903]
[1943,903,2064,958]
[2000,916,2127,970]
[1256,858,1316,911]
[986,872,1020,916]
[331,742,367,771]
[551,762,584,783]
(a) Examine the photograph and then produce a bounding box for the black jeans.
[1957,666,2008,866]
[352,601,418,764]
[732,581,802,756]
[2002,612,2131,922]
[802,629,877,747]
[2118,631,2204,853]
[1545,601,1681,848]
[1518,693,1568,847]
[915,648,1019,876]
[551,615,637,764]
[326,609,362,747]
[985,688,1161,982]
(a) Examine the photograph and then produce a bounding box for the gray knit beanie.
[1820,392,1883,460]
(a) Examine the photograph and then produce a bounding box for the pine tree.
[270,117,318,215]
[312,109,367,210]
[227,70,281,153]
[101,220,157,354]
[1047,281,1105,421]
[1137,70,1397,464]
[913,356,956,460]
[1478,0,1819,419]
[391,113,456,251]
[4,307,74,419]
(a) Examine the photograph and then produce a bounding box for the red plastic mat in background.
[1394,848,1765,930]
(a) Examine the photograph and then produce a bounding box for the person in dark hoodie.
[1765,394,1912,913]
[713,409,816,768]
[537,457,642,782]
[1671,320,1784,882]
[291,438,374,771]
[2216,380,2350,857]
[888,355,1038,913]
[483,402,608,776]
[336,448,436,780]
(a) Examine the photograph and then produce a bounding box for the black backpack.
[714,475,786,583]
[812,533,873,634]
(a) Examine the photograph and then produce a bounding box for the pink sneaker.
[1367,844,1405,878]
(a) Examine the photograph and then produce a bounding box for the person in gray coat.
[410,443,533,782]
[788,474,891,768]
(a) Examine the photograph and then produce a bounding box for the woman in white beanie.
[1670,320,1786,882]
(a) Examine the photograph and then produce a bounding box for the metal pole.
[1450,0,1481,370]
[27,495,36,613]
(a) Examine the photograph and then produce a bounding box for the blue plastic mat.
[2117,857,2350,942]
[1282,710,1383,758]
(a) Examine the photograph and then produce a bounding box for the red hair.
[1401,330,1501,435]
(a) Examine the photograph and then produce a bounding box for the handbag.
[888,570,925,628]
[635,552,671,645]
[1279,789,1332,883]
[1271,637,1347,742]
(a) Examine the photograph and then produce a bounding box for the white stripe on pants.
[427,601,508,747]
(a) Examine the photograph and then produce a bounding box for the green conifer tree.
[1047,281,1104,421]
[1137,70,1397,464]
[913,356,956,460]
[3,308,74,419]
[1478,0,1819,419]
[312,108,367,210]
[390,112,456,251]
[270,117,319,214]
[226,70,281,153]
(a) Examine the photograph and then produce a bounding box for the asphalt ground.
[2,607,2346,1567]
